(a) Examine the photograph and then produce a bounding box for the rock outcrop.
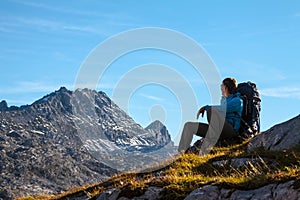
[248,114,300,151]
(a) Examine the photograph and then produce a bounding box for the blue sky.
[0,0,299,144]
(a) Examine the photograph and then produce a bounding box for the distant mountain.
[145,120,172,146]
[0,87,175,199]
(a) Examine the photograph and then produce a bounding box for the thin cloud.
[62,25,98,33]
[140,93,164,101]
[75,83,115,90]
[11,17,101,34]
[0,15,133,37]
[16,17,60,29]
[12,0,110,17]
[0,26,15,33]
[11,0,136,28]
[244,29,288,38]
[12,0,59,11]
[260,87,300,99]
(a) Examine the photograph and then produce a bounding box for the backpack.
[236,82,261,138]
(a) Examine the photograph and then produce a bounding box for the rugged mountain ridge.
[0,87,175,199]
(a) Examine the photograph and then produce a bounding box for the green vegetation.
[17,140,300,200]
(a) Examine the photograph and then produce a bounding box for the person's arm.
[197,97,227,119]
[197,105,221,119]
[203,96,227,116]
[196,106,206,119]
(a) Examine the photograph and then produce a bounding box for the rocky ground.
[86,180,300,200]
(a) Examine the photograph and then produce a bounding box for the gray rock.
[6,131,21,138]
[96,188,121,200]
[230,157,267,169]
[220,188,231,199]
[212,160,229,167]
[230,184,274,200]
[185,180,300,200]
[132,187,163,200]
[184,185,220,200]
[273,181,300,200]
[230,158,254,168]
[248,115,300,151]
[212,157,268,171]
[97,187,162,200]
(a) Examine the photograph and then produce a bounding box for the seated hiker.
[178,77,243,153]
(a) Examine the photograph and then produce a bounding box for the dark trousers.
[178,108,237,153]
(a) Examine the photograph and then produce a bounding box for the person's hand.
[196,106,206,119]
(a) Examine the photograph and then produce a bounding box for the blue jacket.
[206,93,243,133]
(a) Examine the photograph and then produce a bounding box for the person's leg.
[206,108,237,139]
[195,123,209,137]
[197,108,234,154]
[220,121,237,139]
[204,108,225,141]
[178,122,208,153]
[178,108,237,154]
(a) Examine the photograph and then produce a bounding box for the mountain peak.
[0,100,8,111]
[145,120,171,146]
[32,86,72,105]
[58,86,68,92]
[146,120,165,131]
[152,120,164,126]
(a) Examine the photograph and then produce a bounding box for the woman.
[178,78,243,153]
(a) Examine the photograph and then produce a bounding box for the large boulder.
[248,114,300,151]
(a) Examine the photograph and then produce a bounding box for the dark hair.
[223,78,238,94]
